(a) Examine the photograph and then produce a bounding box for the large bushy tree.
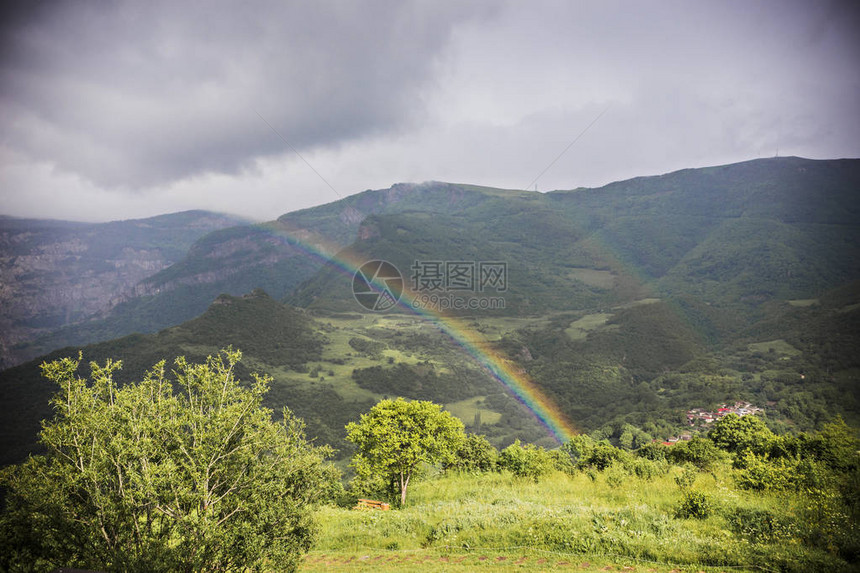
[0,349,333,573]
[708,413,775,456]
[346,398,464,506]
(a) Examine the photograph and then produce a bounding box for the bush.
[348,336,385,357]
[497,441,554,481]
[635,442,667,461]
[666,437,725,470]
[548,448,576,474]
[580,442,628,471]
[629,457,667,481]
[446,433,498,473]
[734,452,832,492]
[562,434,595,463]
[676,490,713,519]
[604,465,627,488]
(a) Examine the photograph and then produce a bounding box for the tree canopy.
[346,398,465,506]
[0,348,333,573]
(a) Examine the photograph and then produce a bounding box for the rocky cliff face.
[0,211,245,368]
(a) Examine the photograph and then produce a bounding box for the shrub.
[629,457,667,480]
[605,465,627,488]
[676,490,713,519]
[562,434,595,464]
[348,336,385,358]
[666,436,726,470]
[446,433,498,473]
[497,440,554,481]
[734,452,832,492]
[548,448,576,474]
[581,442,627,471]
[636,442,667,462]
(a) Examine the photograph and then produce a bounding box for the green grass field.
[565,313,613,341]
[746,339,801,356]
[445,397,503,426]
[300,467,848,572]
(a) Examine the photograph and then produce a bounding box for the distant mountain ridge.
[0,210,248,368]
[3,157,859,367]
[292,157,860,317]
[2,156,860,467]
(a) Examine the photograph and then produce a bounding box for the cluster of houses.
[686,401,763,426]
[660,401,763,446]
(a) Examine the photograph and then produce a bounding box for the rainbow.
[259,221,579,444]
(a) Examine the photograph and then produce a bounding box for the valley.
[2,157,859,467]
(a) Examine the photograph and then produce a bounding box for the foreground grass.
[302,469,851,572]
[300,549,734,572]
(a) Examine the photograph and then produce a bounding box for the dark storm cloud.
[2,0,858,222]
[0,0,495,188]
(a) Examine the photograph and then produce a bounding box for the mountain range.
[2,156,858,466]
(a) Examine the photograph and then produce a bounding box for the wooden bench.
[355,498,390,511]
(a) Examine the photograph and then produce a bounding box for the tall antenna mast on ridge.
[525,106,610,192]
[776,118,781,158]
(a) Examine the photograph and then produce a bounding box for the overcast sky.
[1,0,858,222]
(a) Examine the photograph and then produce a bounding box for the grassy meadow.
[301,466,852,572]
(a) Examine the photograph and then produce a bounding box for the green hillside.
[0,292,555,467]
[11,158,860,367]
[0,210,247,367]
[3,157,860,470]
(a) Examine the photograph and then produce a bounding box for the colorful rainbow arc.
[260,222,578,444]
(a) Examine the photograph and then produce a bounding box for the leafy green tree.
[618,426,635,450]
[806,417,860,472]
[666,437,726,470]
[0,349,333,573]
[446,433,498,473]
[563,434,596,464]
[708,413,775,456]
[581,442,627,471]
[345,398,465,507]
[497,440,555,482]
[562,434,627,471]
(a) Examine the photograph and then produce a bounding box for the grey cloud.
[1,0,858,222]
[0,0,496,188]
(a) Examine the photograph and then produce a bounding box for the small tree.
[346,398,464,506]
[0,349,333,573]
[498,440,555,482]
[708,413,775,456]
[666,436,726,470]
[446,433,498,473]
